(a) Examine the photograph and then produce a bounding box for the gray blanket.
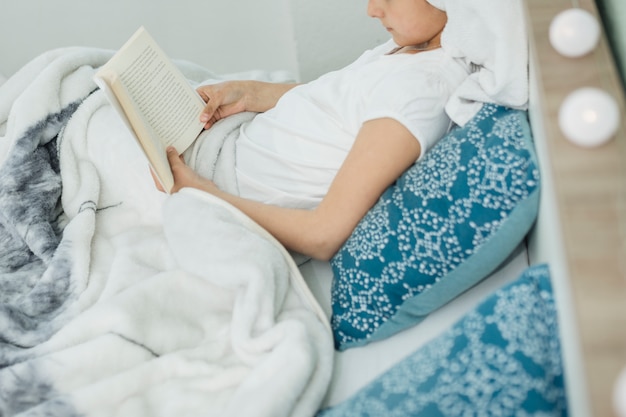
[0,47,332,417]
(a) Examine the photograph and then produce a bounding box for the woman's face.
[367,0,447,47]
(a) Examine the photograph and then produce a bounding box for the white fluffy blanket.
[0,48,333,417]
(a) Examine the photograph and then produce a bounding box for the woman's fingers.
[199,100,219,129]
[151,149,196,194]
[196,81,247,129]
[166,146,184,168]
[198,84,227,126]
[166,147,197,193]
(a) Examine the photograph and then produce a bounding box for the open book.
[94,26,206,192]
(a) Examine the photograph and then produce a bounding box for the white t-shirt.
[235,40,470,209]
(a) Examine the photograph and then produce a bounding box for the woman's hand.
[152,147,221,195]
[196,81,249,130]
[196,80,300,129]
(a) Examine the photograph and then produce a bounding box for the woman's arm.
[196,81,299,129]
[164,117,421,260]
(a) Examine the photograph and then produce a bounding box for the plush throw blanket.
[0,48,333,417]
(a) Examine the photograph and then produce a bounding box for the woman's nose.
[367,0,383,18]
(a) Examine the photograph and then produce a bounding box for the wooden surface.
[524,0,626,416]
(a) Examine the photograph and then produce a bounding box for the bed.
[0,0,624,416]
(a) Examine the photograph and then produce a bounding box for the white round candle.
[558,87,620,147]
[549,8,600,58]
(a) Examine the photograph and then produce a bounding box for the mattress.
[299,241,530,407]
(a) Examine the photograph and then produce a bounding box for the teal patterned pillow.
[318,264,567,417]
[330,104,540,350]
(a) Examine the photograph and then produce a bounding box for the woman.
[155,0,527,261]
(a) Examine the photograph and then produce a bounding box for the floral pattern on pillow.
[331,104,540,350]
[318,264,567,417]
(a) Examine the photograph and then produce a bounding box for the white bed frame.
[525,0,626,416]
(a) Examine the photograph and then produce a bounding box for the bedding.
[330,104,540,351]
[0,47,333,417]
[302,240,531,408]
[316,263,567,416]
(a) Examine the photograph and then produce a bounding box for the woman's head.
[388,0,529,126]
[367,0,447,48]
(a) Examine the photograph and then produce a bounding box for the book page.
[116,31,205,153]
[94,26,206,192]
[97,27,204,153]
[112,72,175,191]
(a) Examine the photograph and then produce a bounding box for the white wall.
[0,0,297,78]
[290,0,388,81]
[0,0,387,82]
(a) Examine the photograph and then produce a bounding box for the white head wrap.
[426,0,528,126]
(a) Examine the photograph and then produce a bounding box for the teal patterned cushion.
[318,264,567,417]
[330,104,540,350]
